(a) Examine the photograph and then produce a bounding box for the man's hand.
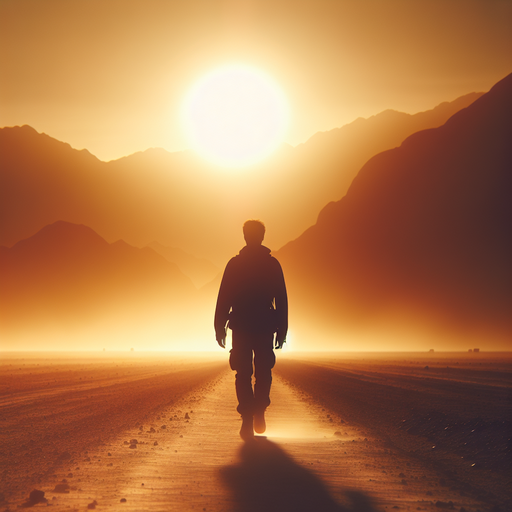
[275,336,286,350]
[216,326,227,348]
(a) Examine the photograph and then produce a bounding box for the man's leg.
[253,333,276,433]
[230,330,255,439]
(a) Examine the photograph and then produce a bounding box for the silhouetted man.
[215,220,288,440]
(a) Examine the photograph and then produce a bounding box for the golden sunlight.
[182,65,289,168]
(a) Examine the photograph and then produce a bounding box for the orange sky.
[1,0,511,162]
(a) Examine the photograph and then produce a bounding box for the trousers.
[229,329,276,417]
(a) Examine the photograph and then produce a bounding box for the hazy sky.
[1,0,511,161]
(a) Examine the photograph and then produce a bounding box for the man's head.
[243,220,265,246]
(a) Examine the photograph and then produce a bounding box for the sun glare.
[182,65,289,168]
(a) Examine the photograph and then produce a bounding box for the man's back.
[215,244,287,336]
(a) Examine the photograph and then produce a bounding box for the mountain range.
[0,221,196,349]
[276,73,511,349]
[0,92,481,267]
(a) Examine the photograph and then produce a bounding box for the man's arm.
[214,259,235,348]
[274,260,288,349]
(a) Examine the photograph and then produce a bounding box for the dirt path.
[8,367,490,512]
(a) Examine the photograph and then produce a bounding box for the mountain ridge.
[275,73,512,349]
[0,90,484,265]
[0,220,196,349]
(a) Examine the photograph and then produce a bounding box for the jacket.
[214,244,288,342]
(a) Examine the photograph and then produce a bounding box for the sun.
[182,65,289,168]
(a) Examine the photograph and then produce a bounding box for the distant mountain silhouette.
[0,92,481,266]
[147,241,219,288]
[0,221,195,348]
[276,74,512,347]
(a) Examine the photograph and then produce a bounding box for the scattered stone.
[154,441,158,446]
[108,452,112,456]
[149,427,156,433]
[161,425,167,429]
[129,439,138,444]
[23,489,47,506]
[53,483,70,493]
[88,499,98,509]
[129,443,137,449]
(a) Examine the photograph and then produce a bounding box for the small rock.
[129,439,138,444]
[88,499,98,509]
[129,444,137,449]
[53,483,70,493]
[185,413,190,420]
[120,498,127,503]
[28,489,46,504]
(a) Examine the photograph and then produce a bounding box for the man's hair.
[243,219,265,244]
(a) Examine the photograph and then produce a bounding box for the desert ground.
[0,351,510,512]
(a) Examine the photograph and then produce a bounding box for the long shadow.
[221,438,378,512]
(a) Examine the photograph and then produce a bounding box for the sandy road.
[275,353,512,511]
[2,354,498,512]
[0,353,227,507]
